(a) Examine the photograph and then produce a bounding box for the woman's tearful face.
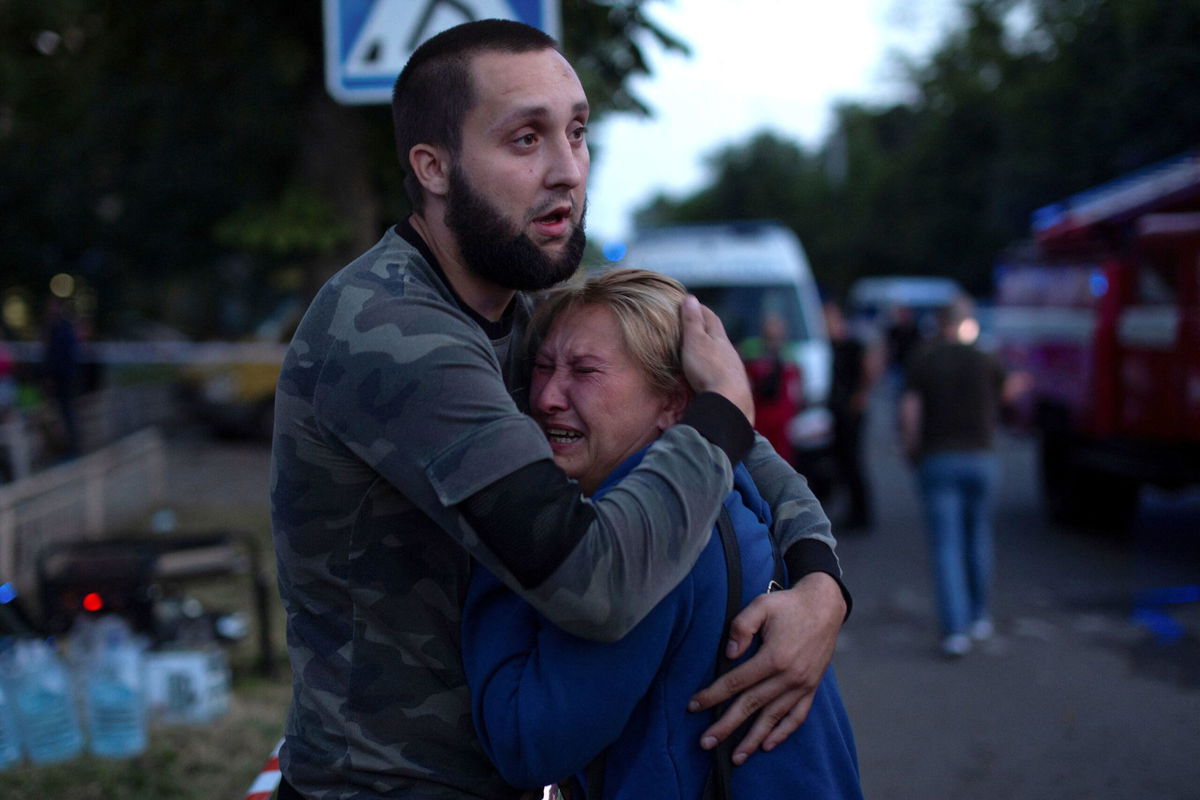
[530,304,683,495]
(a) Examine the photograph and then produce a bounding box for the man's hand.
[688,571,845,764]
[680,295,754,425]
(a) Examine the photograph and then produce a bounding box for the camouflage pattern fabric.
[271,227,751,799]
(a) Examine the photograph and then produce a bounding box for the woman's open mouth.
[544,426,582,445]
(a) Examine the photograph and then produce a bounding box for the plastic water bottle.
[0,682,22,770]
[82,618,147,758]
[8,639,84,764]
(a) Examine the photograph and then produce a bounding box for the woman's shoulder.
[729,463,772,527]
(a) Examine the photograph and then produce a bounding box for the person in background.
[899,296,1027,658]
[0,329,20,482]
[41,296,81,460]
[0,330,15,422]
[270,20,849,799]
[464,269,862,799]
[885,304,921,393]
[742,312,804,466]
[824,299,882,532]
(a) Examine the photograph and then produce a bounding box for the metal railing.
[0,427,166,595]
[1,383,180,482]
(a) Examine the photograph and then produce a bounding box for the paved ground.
[829,394,1200,799]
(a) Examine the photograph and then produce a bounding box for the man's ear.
[657,381,691,432]
[409,144,451,198]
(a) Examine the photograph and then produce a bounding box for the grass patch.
[0,673,292,799]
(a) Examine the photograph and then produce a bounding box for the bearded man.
[271,19,849,799]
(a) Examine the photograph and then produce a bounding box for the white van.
[613,221,832,446]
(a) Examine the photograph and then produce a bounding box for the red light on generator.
[82,592,105,612]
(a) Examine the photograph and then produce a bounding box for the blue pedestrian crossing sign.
[324,0,561,105]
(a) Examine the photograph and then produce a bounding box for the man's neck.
[407,213,516,322]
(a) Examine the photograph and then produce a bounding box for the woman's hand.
[687,571,845,763]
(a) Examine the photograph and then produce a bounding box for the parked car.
[180,298,302,440]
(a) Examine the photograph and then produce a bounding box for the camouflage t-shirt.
[271,223,842,799]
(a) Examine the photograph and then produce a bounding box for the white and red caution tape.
[244,738,284,800]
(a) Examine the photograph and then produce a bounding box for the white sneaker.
[941,634,972,658]
[969,619,995,641]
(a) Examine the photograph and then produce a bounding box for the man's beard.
[445,165,587,292]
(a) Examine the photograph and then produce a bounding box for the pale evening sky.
[585,0,960,245]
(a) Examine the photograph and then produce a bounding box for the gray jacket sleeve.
[458,397,754,642]
[743,434,851,614]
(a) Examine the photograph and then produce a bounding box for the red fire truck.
[993,148,1200,529]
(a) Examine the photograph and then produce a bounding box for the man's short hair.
[529,268,688,397]
[391,19,559,213]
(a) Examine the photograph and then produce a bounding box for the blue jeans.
[917,452,999,637]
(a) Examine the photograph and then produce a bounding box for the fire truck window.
[1134,256,1175,304]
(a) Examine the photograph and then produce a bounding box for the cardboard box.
[142,649,230,725]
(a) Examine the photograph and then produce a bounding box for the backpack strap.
[701,505,742,800]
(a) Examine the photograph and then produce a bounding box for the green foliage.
[9,0,1195,322]
[640,0,1200,296]
[215,185,352,259]
[0,0,687,336]
[562,0,691,117]
[0,0,320,333]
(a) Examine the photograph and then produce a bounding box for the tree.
[562,0,690,117]
[637,0,1200,297]
[0,0,690,336]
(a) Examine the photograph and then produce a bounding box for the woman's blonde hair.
[528,268,688,396]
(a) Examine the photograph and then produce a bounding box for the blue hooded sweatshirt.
[462,449,862,799]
